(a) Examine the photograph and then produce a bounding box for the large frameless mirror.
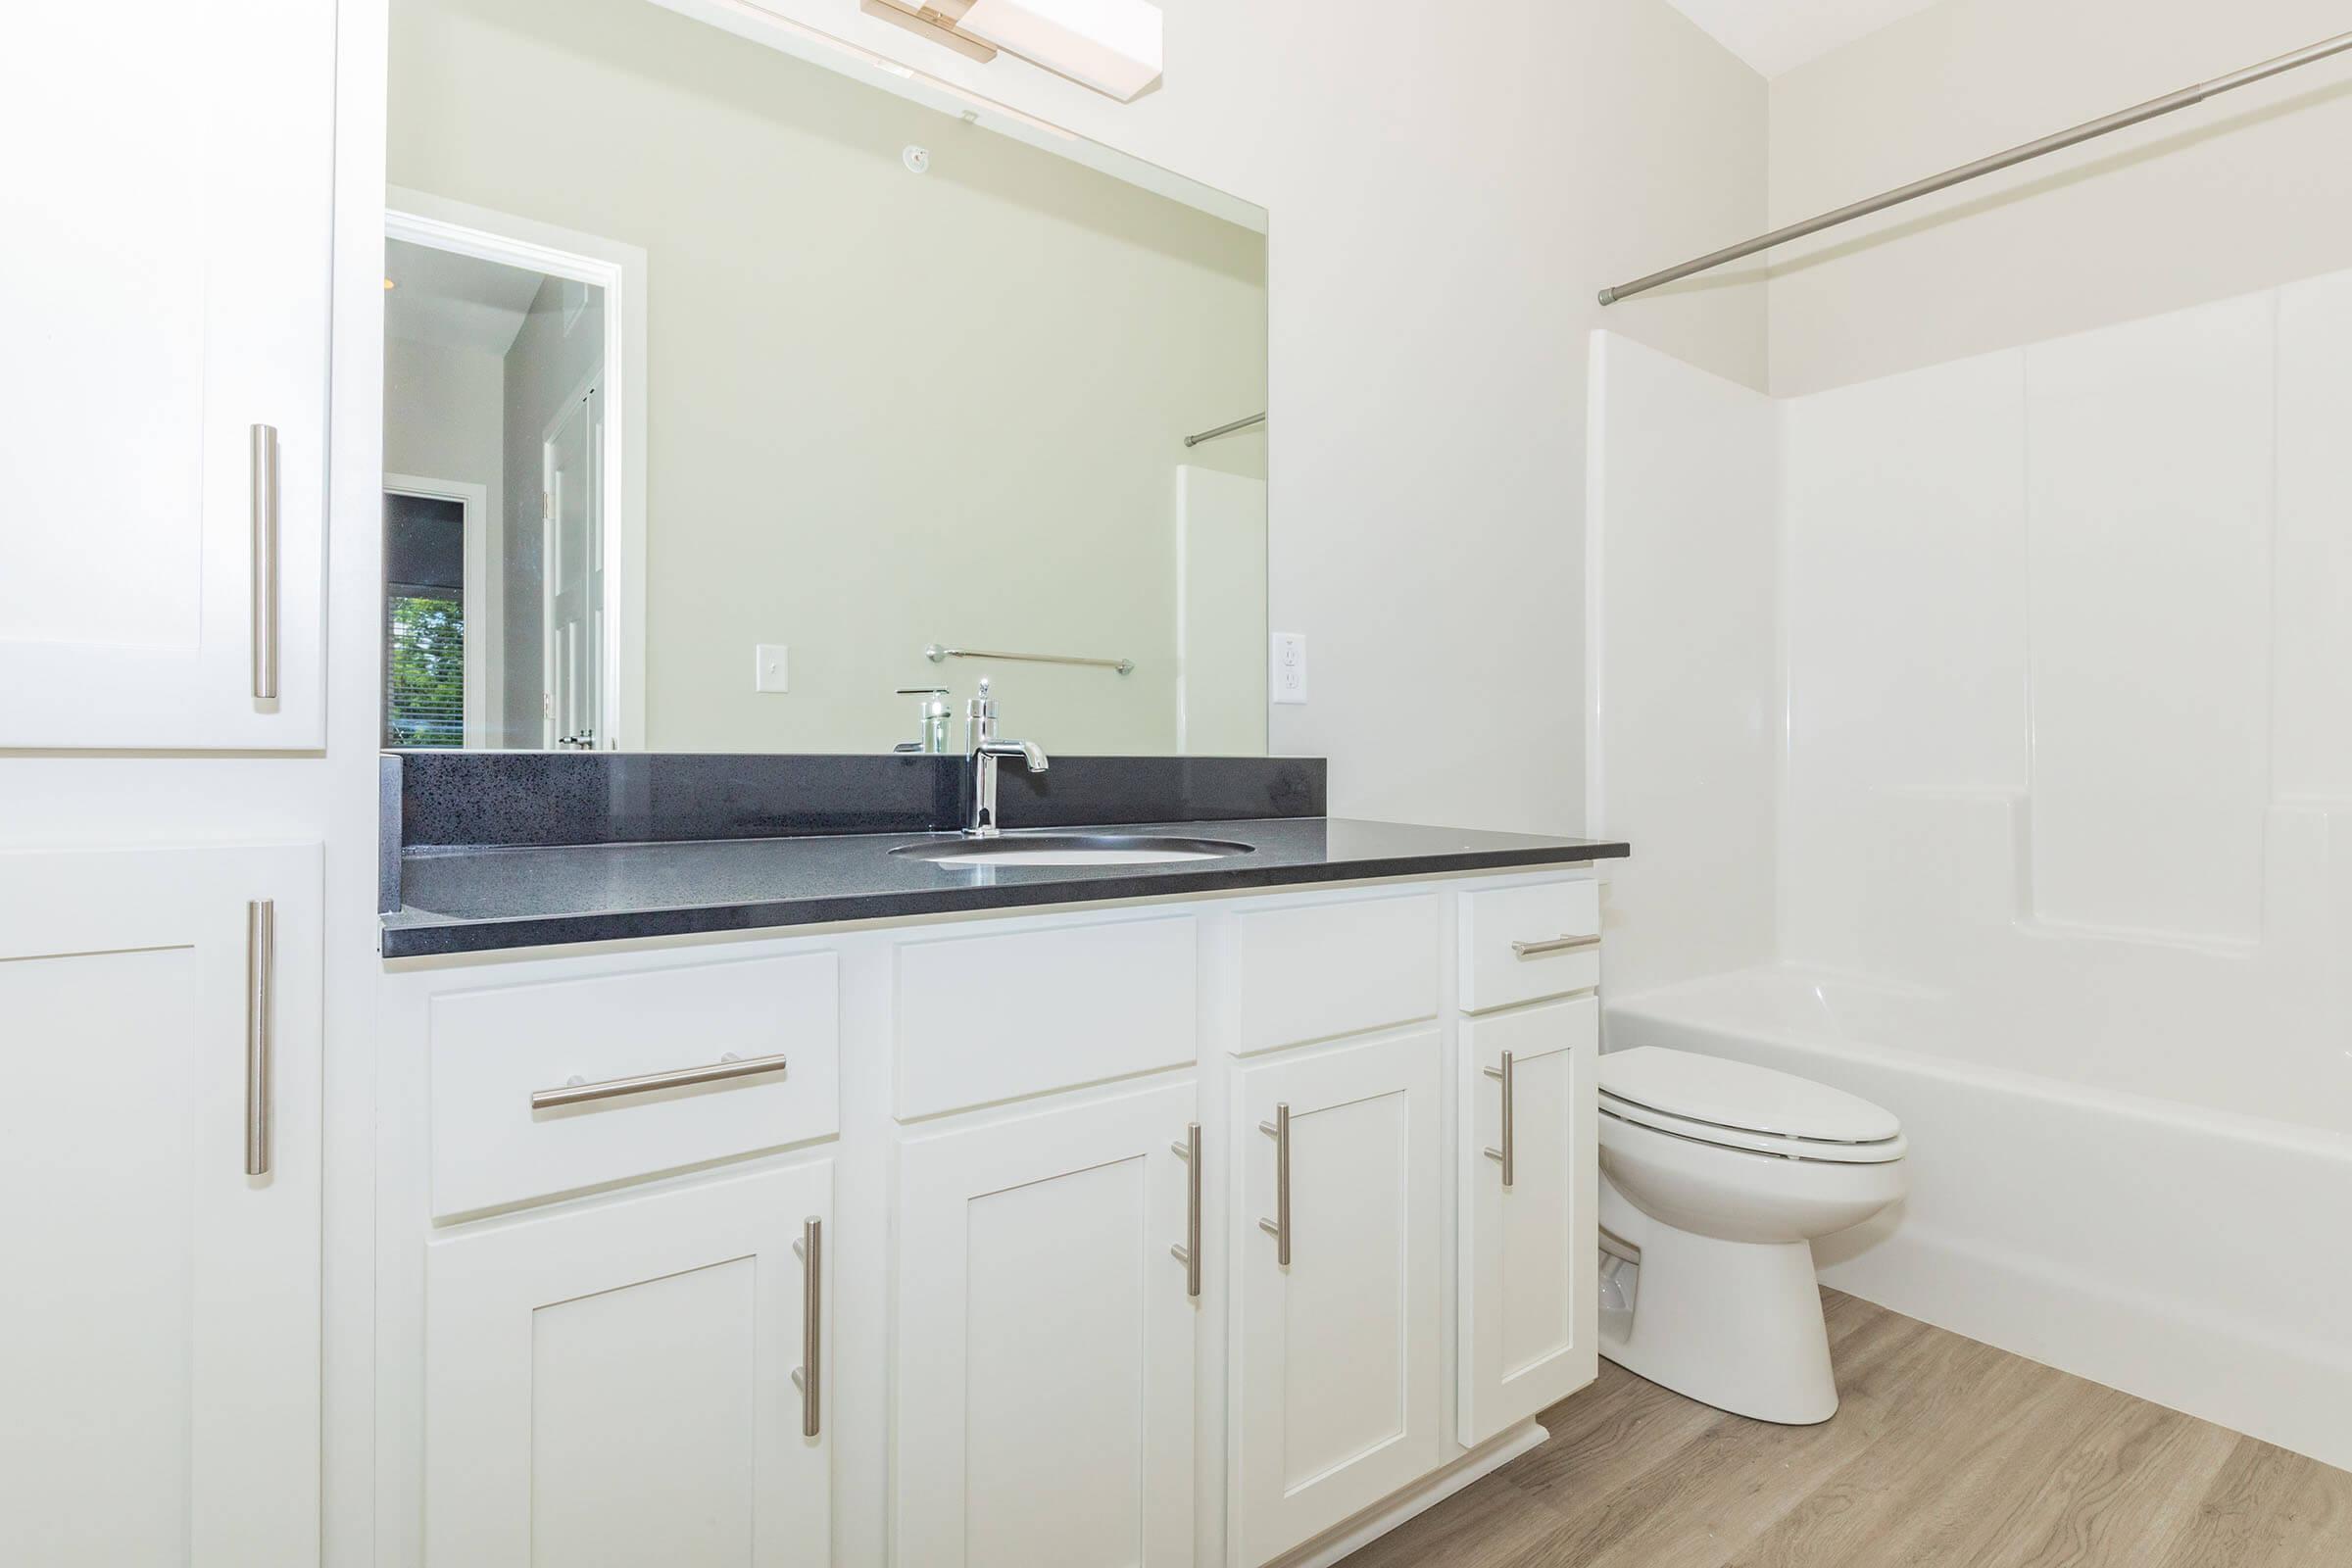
[382,0,1269,756]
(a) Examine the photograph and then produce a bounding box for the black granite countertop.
[381,815,1630,958]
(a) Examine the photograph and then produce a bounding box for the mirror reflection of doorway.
[381,197,632,750]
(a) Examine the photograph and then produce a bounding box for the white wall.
[383,336,503,505]
[1584,334,1778,995]
[639,0,1768,826]
[1767,0,2352,394]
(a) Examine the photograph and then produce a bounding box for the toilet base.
[1598,1177,1839,1426]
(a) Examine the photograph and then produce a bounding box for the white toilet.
[1595,1046,1908,1425]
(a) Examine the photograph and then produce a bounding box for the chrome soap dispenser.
[893,687,954,755]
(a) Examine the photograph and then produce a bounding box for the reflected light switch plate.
[1271,632,1306,705]
[755,645,790,694]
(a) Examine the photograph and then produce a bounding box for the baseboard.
[1269,1420,1551,1568]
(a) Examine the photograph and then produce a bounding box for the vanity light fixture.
[864,0,1163,102]
[859,0,997,65]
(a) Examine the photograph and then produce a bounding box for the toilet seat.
[1599,1047,1906,1165]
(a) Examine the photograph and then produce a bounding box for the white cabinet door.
[0,844,322,1566]
[1230,1033,1442,1568]
[1457,997,1599,1445]
[0,2,333,748]
[895,1082,1200,1568]
[425,1162,833,1568]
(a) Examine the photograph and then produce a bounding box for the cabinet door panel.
[0,844,322,1566]
[425,1162,832,1568]
[1231,1033,1441,1567]
[895,1083,1198,1568]
[1458,997,1599,1443]
[0,2,332,747]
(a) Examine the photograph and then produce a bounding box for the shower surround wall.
[1586,268,2352,1467]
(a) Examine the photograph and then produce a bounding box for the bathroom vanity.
[376,755,1627,1567]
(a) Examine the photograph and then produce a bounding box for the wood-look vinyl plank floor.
[1337,1290,2352,1568]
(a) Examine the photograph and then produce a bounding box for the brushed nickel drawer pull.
[793,1217,822,1438]
[529,1052,789,1109]
[1258,1102,1291,1266]
[245,900,274,1176]
[1511,934,1599,958]
[1484,1052,1516,1189]
[1171,1122,1202,1298]
[250,424,279,701]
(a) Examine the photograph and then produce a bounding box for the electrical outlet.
[755,644,790,694]
[1270,632,1307,705]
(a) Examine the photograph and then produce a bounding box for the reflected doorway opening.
[381,189,646,749]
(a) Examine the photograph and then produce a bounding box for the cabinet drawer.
[428,952,839,1216]
[1234,892,1439,1054]
[896,915,1198,1119]
[1458,879,1600,1013]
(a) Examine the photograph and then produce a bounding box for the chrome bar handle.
[245,900,274,1176]
[1170,1122,1202,1298]
[1511,934,1600,959]
[1257,1102,1291,1266]
[530,1052,789,1109]
[793,1217,822,1438]
[249,424,279,700]
[1484,1052,1516,1189]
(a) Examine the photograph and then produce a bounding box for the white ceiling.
[1660,0,1941,78]
[383,238,549,357]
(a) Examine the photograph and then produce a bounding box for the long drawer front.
[428,951,840,1216]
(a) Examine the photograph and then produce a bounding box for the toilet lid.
[1599,1047,1901,1145]
[1600,1100,1909,1163]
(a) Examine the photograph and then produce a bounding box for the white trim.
[383,473,490,746]
[384,190,650,749]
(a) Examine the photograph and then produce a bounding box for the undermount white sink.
[895,834,1253,868]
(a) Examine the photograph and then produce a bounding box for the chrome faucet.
[963,677,1047,837]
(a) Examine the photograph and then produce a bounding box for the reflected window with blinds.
[384,491,468,747]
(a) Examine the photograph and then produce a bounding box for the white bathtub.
[1605,964,2352,1470]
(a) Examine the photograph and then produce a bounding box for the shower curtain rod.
[1598,27,2352,307]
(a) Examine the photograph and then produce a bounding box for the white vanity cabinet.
[423,1161,834,1568]
[1455,887,1605,1445]
[0,2,335,749]
[378,867,1607,1568]
[0,844,323,1566]
[894,1082,1202,1567]
[1228,1031,1444,1567]
[1457,997,1600,1443]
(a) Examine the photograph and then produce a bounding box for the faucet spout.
[979,739,1049,772]
[961,679,1047,836]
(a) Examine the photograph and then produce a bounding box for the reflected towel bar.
[1184,412,1265,448]
[925,643,1134,676]
[1599,27,2352,306]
